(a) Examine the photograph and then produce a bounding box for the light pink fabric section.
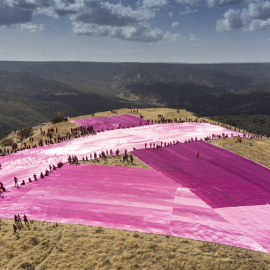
[0,165,266,252]
[216,205,270,253]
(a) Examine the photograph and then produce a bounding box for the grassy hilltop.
[0,108,270,269]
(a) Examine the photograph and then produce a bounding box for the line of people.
[13,162,64,189]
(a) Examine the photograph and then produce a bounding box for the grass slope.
[0,219,269,270]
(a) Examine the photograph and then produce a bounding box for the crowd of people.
[2,109,269,238]
[1,109,270,158]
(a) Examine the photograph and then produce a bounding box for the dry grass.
[80,154,152,169]
[0,219,269,270]
[0,121,78,150]
[72,107,201,123]
[209,137,270,169]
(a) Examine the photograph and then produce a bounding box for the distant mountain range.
[0,61,269,137]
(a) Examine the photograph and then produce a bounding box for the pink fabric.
[0,164,266,252]
[70,114,149,130]
[132,141,270,208]
[0,123,241,190]
[2,120,264,252]
[216,205,270,253]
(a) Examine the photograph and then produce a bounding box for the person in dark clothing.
[13,224,18,234]
[14,177,19,187]
[17,214,23,226]
[23,214,29,227]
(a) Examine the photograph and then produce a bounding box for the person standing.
[14,177,19,187]
[23,214,29,227]
[13,224,18,234]
[17,214,23,226]
[197,151,199,159]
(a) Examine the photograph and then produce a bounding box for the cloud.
[53,0,85,16]
[0,0,56,26]
[207,0,246,7]
[171,21,179,27]
[21,22,44,32]
[176,0,202,4]
[72,2,154,27]
[243,1,270,31]
[0,4,33,25]
[242,1,270,20]
[216,8,244,31]
[72,21,179,42]
[216,1,270,32]
[70,0,181,42]
[0,0,184,43]
[188,33,199,41]
[6,0,54,10]
[249,18,270,30]
[140,0,169,9]
[179,6,198,14]
[163,32,185,41]
[168,11,174,17]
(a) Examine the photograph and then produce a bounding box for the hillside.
[1,62,270,93]
[0,62,270,137]
[185,87,270,116]
[0,71,134,138]
[0,108,270,270]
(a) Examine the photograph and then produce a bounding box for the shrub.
[30,236,39,245]
[18,127,33,138]
[95,227,103,233]
[0,138,12,147]
[51,114,66,124]
[19,262,33,269]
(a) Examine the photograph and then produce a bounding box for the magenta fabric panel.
[132,141,270,208]
[70,114,148,130]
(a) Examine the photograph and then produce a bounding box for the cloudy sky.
[0,0,269,63]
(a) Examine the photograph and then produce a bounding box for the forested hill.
[0,62,270,95]
[0,61,269,137]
